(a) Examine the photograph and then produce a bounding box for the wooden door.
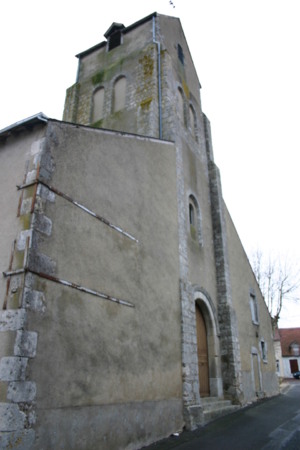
[290,359,299,374]
[196,305,210,397]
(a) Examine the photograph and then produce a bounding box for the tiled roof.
[278,328,300,356]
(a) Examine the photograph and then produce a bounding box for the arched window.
[92,87,105,123]
[188,194,203,246]
[189,104,197,140]
[113,76,126,112]
[178,88,185,126]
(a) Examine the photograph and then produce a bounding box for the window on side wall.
[250,293,259,325]
[189,104,198,141]
[260,339,267,362]
[178,88,186,126]
[178,44,184,65]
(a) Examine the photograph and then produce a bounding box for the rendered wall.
[0,120,183,450]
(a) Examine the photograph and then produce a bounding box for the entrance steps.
[201,397,240,424]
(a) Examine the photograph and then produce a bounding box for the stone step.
[201,397,240,424]
[201,398,233,411]
[201,396,227,403]
[203,404,240,422]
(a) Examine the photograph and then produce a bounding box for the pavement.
[143,379,300,450]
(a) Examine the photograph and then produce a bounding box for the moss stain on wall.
[91,59,125,86]
[139,54,154,78]
[140,98,152,110]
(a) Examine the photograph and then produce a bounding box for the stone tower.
[64,12,243,427]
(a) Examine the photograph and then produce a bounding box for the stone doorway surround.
[194,288,223,399]
[182,286,224,430]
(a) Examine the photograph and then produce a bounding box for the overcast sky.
[1,0,299,327]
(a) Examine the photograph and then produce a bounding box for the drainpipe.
[152,15,162,139]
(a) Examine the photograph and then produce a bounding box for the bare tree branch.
[250,250,300,325]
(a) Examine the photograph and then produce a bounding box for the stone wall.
[0,124,47,449]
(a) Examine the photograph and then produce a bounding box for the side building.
[275,328,300,378]
[0,12,279,450]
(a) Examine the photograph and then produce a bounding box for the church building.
[0,12,279,450]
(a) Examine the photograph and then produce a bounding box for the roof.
[76,12,157,58]
[0,116,174,146]
[278,328,300,356]
[0,113,48,142]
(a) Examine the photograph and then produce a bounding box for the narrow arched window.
[189,104,197,140]
[250,293,259,324]
[113,76,126,112]
[178,44,184,65]
[189,202,195,226]
[178,88,185,126]
[92,87,105,123]
[189,194,203,246]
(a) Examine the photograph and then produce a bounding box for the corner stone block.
[0,357,28,382]
[33,213,52,236]
[0,403,25,432]
[0,310,27,332]
[27,251,56,275]
[184,405,203,430]
[37,184,55,202]
[0,429,35,450]
[14,331,38,358]
[16,230,33,252]
[20,198,33,216]
[25,169,37,185]
[23,288,46,313]
[7,382,36,403]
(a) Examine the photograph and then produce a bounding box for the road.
[144,380,300,450]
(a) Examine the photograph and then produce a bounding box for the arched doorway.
[196,304,210,396]
[194,289,223,399]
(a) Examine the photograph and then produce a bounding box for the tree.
[250,249,300,326]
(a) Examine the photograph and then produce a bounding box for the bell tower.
[63,13,161,138]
